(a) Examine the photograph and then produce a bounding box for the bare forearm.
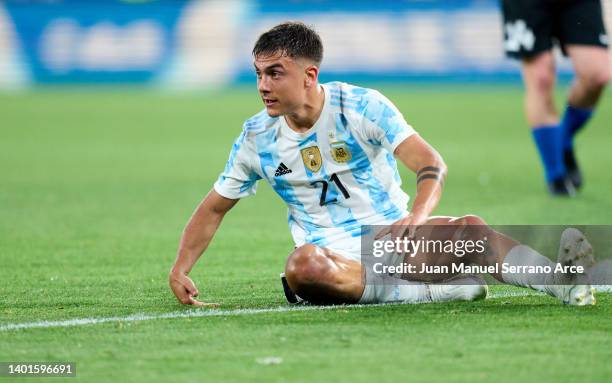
[411,163,446,217]
[393,135,447,219]
[172,210,223,274]
[171,190,237,275]
[375,151,447,241]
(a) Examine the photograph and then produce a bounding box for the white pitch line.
[0,304,387,332]
[0,291,537,332]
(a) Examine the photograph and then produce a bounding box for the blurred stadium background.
[1,0,611,89]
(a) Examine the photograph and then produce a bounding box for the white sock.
[359,274,430,304]
[590,260,612,292]
[501,245,569,297]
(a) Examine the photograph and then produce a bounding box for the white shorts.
[325,233,404,269]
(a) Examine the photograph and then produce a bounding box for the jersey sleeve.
[213,130,261,199]
[361,90,417,153]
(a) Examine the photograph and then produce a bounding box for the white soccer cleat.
[427,275,488,303]
[557,284,596,306]
[555,228,596,306]
[557,228,595,269]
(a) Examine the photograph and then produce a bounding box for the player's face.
[254,52,309,117]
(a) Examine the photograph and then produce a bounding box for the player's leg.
[284,216,509,305]
[403,215,595,305]
[521,52,559,127]
[284,245,438,305]
[285,215,595,305]
[557,0,610,188]
[566,46,610,109]
[561,46,610,187]
[362,214,586,304]
[284,244,364,304]
[284,242,486,305]
[501,0,572,195]
[521,52,574,195]
[397,215,518,283]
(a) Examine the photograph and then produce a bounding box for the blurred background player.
[501,0,610,196]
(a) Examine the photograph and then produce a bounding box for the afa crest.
[300,146,322,172]
[330,141,352,163]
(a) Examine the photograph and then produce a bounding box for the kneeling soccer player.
[169,22,596,307]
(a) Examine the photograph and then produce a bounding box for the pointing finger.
[189,297,205,306]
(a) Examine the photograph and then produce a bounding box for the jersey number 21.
[311,173,350,206]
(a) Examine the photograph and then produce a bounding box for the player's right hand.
[168,271,219,307]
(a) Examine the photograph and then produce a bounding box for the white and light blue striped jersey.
[213,81,416,256]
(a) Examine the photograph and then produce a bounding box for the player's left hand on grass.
[169,272,219,308]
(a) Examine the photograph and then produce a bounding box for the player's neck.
[284,85,325,133]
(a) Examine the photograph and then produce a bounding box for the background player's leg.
[566,46,610,109]
[522,51,559,127]
[520,52,573,195]
[561,46,610,187]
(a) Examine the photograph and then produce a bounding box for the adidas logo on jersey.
[274,163,292,177]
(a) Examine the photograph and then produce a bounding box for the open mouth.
[263,99,278,107]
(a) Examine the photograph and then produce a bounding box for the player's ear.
[304,65,319,89]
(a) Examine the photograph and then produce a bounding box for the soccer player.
[169,22,596,307]
[501,0,610,195]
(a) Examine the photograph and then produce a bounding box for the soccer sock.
[590,259,612,290]
[501,245,569,298]
[561,105,593,150]
[531,125,566,182]
[359,274,430,304]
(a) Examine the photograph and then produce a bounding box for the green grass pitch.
[1,86,611,382]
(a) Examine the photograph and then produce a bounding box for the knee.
[458,214,487,227]
[285,244,329,291]
[579,68,610,92]
[526,66,556,95]
[533,72,556,95]
[453,214,490,239]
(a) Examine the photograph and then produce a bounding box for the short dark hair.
[253,22,323,65]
